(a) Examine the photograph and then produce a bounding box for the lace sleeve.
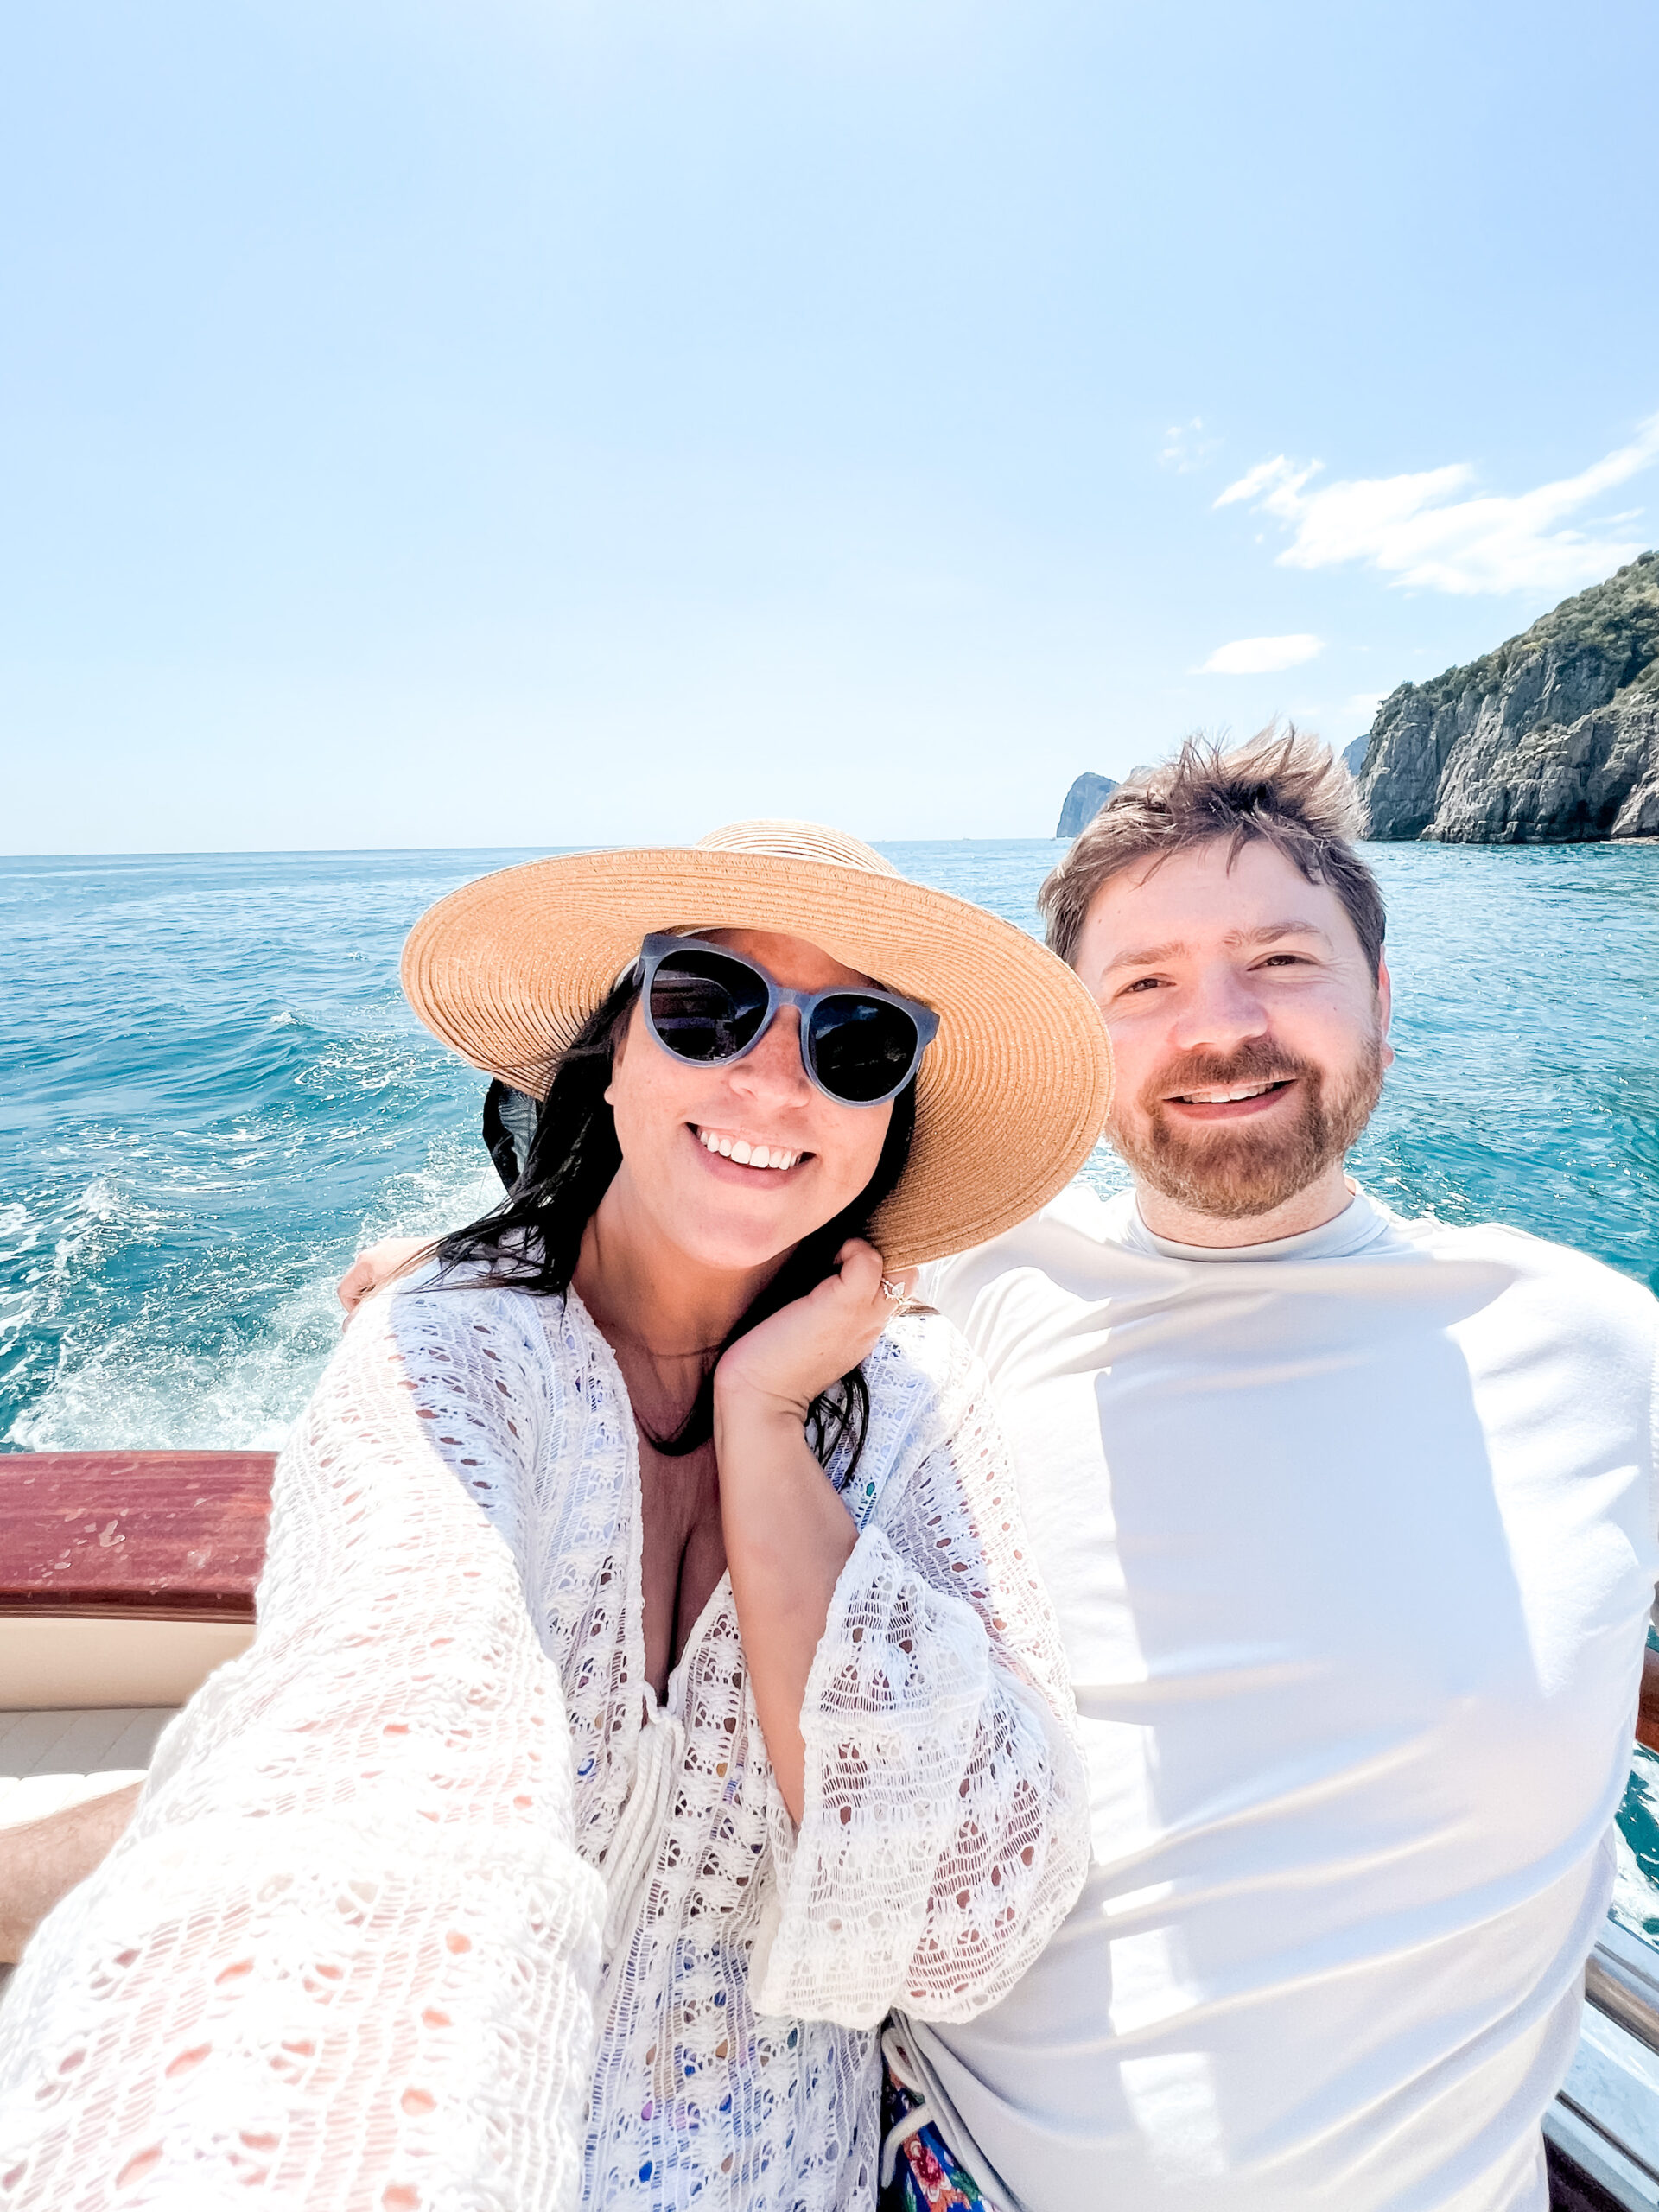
[0,1285,605,2211]
[751,1320,1089,2030]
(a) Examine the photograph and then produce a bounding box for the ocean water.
[3,838,1659,1908]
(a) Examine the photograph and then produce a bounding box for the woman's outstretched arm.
[0,1287,604,2212]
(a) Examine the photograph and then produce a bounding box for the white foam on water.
[1611,1751,1659,1941]
[355,1132,500,1258]
[11,1283,340,1452]
[1077,1141,1135,1205]
[7,1137,500,1453]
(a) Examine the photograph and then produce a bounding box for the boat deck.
[0,1705,176,1825]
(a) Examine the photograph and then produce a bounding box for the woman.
[0,823,1113,2211]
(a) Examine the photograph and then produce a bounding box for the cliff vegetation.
[1355,551,1659,842]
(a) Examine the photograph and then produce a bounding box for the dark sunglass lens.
[649,950,770,1063]
[807,995,920,1103]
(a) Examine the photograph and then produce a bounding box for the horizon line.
[0,833,1076,865]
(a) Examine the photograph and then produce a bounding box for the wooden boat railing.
[0,1451,273,1707]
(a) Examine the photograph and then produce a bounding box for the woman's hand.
[711,1241,913,1823]
[713,1239,900,1421]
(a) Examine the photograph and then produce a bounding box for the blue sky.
[3,0,1656,852]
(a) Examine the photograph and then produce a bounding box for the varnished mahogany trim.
[0,1452,275,1620]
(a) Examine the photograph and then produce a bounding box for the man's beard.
[1108,1033,1386,1223]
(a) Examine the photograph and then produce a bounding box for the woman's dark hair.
[435,971,916,1484]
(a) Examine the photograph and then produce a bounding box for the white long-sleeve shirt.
[904,1185,1659,2212]
[0,1282,1088,2211]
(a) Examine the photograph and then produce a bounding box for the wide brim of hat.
[401,846,1114,1270]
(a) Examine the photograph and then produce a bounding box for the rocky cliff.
[1355,552,1659,842]
[1056,772,1119,837]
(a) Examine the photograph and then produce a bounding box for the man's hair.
[1039,725,1387,979]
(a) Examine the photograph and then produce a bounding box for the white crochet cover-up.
[0,1281,1087,2212]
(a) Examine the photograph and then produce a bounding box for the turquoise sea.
[3,838,1658,1910]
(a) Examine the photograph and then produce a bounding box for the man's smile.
[1162,1076,1297,1116]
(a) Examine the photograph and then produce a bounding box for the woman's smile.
[692,1123,810,1174]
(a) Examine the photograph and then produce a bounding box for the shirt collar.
[1112,1183,1394,1265]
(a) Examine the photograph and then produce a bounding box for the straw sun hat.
[402,821,1114,1271]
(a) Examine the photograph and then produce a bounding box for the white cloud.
[1198,632,1323,675]
[1160,416,1220,473]
[1214,413,1659,594]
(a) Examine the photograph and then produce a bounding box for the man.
[888,732,1659,2211]
[9,735,1657,2212]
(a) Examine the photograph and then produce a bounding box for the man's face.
[1071,837,1393,1222]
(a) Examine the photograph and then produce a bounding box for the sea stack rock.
[1056,772,1119,838]
[1357,552,1659,842]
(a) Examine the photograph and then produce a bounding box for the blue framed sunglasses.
[636,932,939,1107]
